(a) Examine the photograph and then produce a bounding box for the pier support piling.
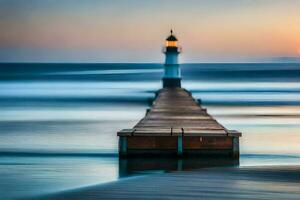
[119,137,127,157]
[177,136,183,156]
[232,137,240,158]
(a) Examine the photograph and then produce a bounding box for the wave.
[1,151,299,160]
[0,151,118,157]
[1,63,300,82]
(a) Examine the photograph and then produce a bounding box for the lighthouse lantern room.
[163,30,181,88]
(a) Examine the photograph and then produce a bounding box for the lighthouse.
[162,30,182,88]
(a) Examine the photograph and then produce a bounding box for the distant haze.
[0,0,300,62]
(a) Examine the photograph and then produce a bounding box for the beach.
[36,165,300,200]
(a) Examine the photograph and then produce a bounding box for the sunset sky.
[0,0,300,62]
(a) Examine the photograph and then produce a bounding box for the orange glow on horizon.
[1,0,300,62]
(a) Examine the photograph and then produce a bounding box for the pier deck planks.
[119,88,240,137]
[118,87,241,157]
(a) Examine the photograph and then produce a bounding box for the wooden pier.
[118,87,241,158]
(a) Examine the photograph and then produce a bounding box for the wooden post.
[118,158,128,178]
[119,137,127,157]
[177,158,183,170]
[232,137,240,158]
[177,136,183,156]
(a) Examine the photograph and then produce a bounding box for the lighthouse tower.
[162,30,181,88]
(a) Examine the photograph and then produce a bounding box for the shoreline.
[34,165,300,200]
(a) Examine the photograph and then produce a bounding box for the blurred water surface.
[0,63,300,199]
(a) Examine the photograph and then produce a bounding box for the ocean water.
[0,63,300,199]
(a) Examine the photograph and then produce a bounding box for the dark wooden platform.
[118,88,241,158]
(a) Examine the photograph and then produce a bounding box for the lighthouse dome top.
[166,30,178,41]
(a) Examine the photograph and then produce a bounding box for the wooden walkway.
[118,88,241,157]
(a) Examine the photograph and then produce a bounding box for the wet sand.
[35,165,300,200]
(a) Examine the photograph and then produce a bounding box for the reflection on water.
[0,63,300,199]
[119,157,239,177]
[1,153,300,199]
[0,155,119,200]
